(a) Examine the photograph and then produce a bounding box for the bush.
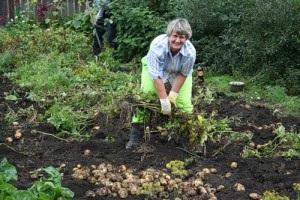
[173,0,300,95]
[110,0,174,62]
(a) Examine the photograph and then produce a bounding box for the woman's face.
[169,32,187,55]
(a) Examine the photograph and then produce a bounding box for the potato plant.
[0,158,74,199]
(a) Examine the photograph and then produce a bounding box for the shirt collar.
[167,41,188,57]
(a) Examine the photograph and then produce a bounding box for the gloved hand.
[160,98,171,115]
[168,91,178,106]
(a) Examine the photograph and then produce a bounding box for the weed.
[4,107,17,124]
[104,135,116,143]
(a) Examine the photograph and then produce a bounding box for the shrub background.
[172,0,300,95]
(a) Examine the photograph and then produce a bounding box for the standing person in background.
[126,18,196,149]
[93,0,116,56]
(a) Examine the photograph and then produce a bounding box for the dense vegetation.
[1,0,299,95]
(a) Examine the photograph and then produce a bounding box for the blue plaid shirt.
[146,34,196,85]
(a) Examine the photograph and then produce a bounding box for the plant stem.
[36,130,70,142]
[175,147,201,158]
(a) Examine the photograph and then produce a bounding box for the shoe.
[126,123,144,149]
[93,45,101,56]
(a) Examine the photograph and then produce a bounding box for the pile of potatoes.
[72,163,222,199]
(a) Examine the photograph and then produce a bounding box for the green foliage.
[262,190,290,200]
[174,111,233,146]
[45,103,86,136]
[165,160,187,178]
[173,0,300,95]
[0,158,17,183]
[110,1,171,62]
[0,158,74,199]
[204,73,300,116]
[61,1,94,34]
[4,107,18,124]
[136,182,164,196]
[293,183,300,200]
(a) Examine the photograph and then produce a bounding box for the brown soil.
[0,72,299,200]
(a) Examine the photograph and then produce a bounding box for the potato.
[249,141,256,148]
[5,137,13,143]
[230,162,238,169]
[96,187,111,196]
[224,172,232,178]
[118,165,127,172]
[31,129,37,135]
[209,168,217,174]
[216,185,225,192]
[118,188,128,199]
[86,190,96,197]
[12,121,19,126]
[202,168,210,175]
[14,129,22,139]
[192,178,203,188]
[249,192,262,199]
[83,149,91,156]
[233,183,245,191]
[159,177,168,185]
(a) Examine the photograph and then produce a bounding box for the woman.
[126,18,196,149]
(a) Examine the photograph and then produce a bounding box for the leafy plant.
[110,1,169,62]
[174,111,233,146]
[242,123,300,159]
[0,158,74,199]
[45,103,87,136]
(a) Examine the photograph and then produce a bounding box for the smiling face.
[169,32,187,55]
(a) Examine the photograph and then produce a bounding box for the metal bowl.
[230,81,245,92]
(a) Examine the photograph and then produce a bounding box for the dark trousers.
[93,11,116,48]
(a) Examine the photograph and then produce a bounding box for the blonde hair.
[166,18,192,39]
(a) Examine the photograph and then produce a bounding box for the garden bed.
[0,73,299,199]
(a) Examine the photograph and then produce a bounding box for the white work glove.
[160,98,171,115]
[168,91,178,106]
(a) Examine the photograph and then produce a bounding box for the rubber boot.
[126,123,144,149]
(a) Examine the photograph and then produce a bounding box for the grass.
[205,74,300,117]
